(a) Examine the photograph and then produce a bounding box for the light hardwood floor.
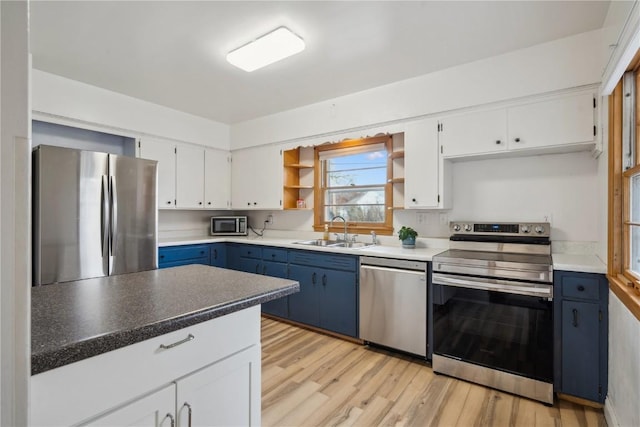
[261,317,607,427]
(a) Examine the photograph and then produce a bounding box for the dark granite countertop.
[31,264,299,375]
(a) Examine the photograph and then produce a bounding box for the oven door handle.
[432,273,553,299]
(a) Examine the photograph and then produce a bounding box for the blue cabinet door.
[210,243,227,267]
[225,244,242,270]
[561,300,601,401]
[319,269,357,337]
[288,264,320,326]
[237,257,262,275]
[261,260,289,318]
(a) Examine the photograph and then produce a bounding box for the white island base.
[31,305,261,427]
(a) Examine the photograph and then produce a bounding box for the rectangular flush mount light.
[226,27,305,72]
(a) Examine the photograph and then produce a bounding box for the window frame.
[609,49,640,322]
[313,135,394,235]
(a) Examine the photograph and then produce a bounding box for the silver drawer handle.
[159,333,194,350]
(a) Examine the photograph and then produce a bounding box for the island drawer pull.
[159,333,195,350]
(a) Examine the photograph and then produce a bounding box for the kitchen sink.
[293,239,342,247]
[293,239,375,249]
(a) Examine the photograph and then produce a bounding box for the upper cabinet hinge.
[440,146,443,154]
[593,97,597,108]
[137,140,141,148]
[438,123,443,132]
[594,125,597,136]
[174,147,177,154]
[437,195,440,203]
[280,199,282,206]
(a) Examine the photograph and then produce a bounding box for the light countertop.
[552,253,607,274]
[159,236,447,261]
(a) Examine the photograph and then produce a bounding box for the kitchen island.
[31,264,299,426]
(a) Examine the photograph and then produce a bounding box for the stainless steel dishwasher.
[359,256,427,357]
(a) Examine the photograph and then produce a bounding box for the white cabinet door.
[176,345,261,427]
[139,139,176,209]
[507,92,595,151]
[404,118,441,209]
[439,109,508,158]
[83,384,175,427]
[176,145,205,209]
[231,145,282,210]
[204,148,230,209]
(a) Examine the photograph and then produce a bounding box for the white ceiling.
[30,1,611,125]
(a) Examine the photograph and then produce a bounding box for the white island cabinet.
[30,306,261,427]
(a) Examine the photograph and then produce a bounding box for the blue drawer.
[159,257,210,269]
[237,244,262,259]
[263,247,288,263]
[288,249,357,272]
[159,245,210,264]
[559,272,601,301]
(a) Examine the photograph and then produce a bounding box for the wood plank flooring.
[261,317,607,427]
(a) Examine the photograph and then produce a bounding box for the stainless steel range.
[432,221,554,404]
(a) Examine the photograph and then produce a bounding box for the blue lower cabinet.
[209,243,227,268]
[554,271,608,403]
[158,244,210,269]
[288,264,321,326]
[261,260,289,318]
[319,269,357,337]
[288,251,358,338]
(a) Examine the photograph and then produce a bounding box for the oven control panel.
[450,222,550,237]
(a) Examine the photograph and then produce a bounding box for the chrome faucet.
[330,215,348,242]
[370,231,378,245]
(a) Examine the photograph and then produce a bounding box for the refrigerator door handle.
[109,176,118,268]
[101,175,109,258]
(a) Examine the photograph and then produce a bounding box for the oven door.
[432,274,553,383]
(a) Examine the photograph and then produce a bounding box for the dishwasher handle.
[360,264,427,279]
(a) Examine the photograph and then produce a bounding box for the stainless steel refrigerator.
[33,145,158,286]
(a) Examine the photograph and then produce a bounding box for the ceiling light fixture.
[226,27,305,72]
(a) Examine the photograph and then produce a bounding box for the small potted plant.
[398,226,418,249]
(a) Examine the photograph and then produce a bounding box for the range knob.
[534,225,545,234]
[464,224,472,232]
[521,225,531,234]
[452,224,461,232]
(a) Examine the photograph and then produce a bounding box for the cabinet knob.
[167,201,172,205]
[496,140,501,145]
[207,202,212,205]
[247,202,251,206]
[160,255,165,259]
[198,202,202,205]
[514,137,521,143]
[577,285,585,291]
[253,202,258,205]
[412,198,417,203]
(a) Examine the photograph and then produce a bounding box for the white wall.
[232,29,603,149]
[606,292,640,427]
[450,152,600,242]
[1,1,30,425]
[32,69,231,150]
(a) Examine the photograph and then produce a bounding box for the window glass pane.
[632,173,640,223]
[321,146,388,224]
[630,225,640,277]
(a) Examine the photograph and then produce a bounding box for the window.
[314,135,393,235]
[609,50,640,321]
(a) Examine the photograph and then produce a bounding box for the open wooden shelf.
[284,185,314,189]
[284,163,314,169]
[388,177,405,184]
[283,147,315,210]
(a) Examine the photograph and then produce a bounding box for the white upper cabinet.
[138,138,176,209]
[204,148,230,209]
[139,139,231,210]
[231,145,282,210]
[176,145,205,209]
[507,92,595,151]
[439,109,508,158]
[404,118,442,209]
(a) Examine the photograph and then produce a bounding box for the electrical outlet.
[439,212,449,225]
[266,214,274,225]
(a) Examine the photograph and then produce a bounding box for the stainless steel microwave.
[210,216,248,236]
